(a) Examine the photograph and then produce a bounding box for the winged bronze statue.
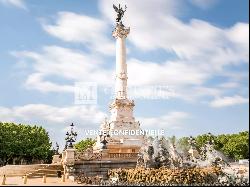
[113,4,127,23]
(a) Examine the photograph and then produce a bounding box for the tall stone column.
[112,24,130,99]
[93,8,144,154]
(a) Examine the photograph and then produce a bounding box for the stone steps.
[26,166,63,178]
[26,171,60,178]
[0,164,47,176]
[73,160,137,179]
[0,164,63,177]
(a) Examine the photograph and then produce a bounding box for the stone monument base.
[52,154,61,164]
[93,140,143,155]
[93,138,142,155]
[73,160,137,179]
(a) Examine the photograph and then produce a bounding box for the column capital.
[112,23,130,39]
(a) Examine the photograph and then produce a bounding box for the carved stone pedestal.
[62,148,76,182]
[52,154,61,164]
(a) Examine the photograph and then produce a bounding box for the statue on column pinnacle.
[112,4,130,39]
[113,4,127,25]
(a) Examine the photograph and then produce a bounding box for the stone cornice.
[109,99,135,109]
[112,23,130,39]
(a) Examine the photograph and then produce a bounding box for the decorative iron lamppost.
[98,130,109,179]
[188,136,196,148]
[63,140,68,151]
[65,123,78,149]
[207,132,214,145]
[55,142,59,154]
[99,130,109,150]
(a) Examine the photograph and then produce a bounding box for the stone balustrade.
[108,153,138,159]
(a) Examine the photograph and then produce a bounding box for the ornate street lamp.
[55,142,59,154]
[98,130,110,179]
[207,132,214,145]
[188,136,196,148]
[99,131,109,150]
[63,142,68,151]
[65,123,78,149]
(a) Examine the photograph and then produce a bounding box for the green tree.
[0,122,52,165]
[195,134,217,148]
[74,138,96,152]
[221,131,249,160]
[215,134,229,150]
[194,131,249,161]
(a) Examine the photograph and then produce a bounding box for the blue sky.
[0,0,249,149]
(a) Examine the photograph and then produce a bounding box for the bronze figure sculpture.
[113,4,127,23]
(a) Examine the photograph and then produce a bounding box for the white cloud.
[12,45,221,102]
[14,47,209,93]
[210,95,249,108]
[0,104,190,148]
[98,0,249,104]
[98,1,249,105]
[0,107,13,122]
[139,111,190,130]
[99,0,182,23]
[175,86,223,102]
[11,0,249,106]
[218,82,241,89]
[127,58,208,86]
[12,45,248,104]
[12,46,113,93]
[0,0,26,9]
[42,12,114,56]
[0,104,106,127]
[0,104,107,151]
[189,0,219,9]
[99,0,248,64]
[25,73,74,93]
[226,22,249,58]
[0,105,190,130]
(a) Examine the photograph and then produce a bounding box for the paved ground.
[0,176,82,186]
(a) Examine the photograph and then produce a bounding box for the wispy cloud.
[210,95,249,108]
[10,0,249,108]
[0,0,26,9]
[0,104,190,146]
[0,104,106,128]
[189,0,219,10]
[0,104,107,150]
[42,12,114,56]
[100,0,248,63]
[138,111,191,130]
[12,45,113,93]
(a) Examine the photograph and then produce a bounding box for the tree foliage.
[74,138,96,152]
[0,122,52,165]
[176,131,249,161]
[219,131,249,160]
